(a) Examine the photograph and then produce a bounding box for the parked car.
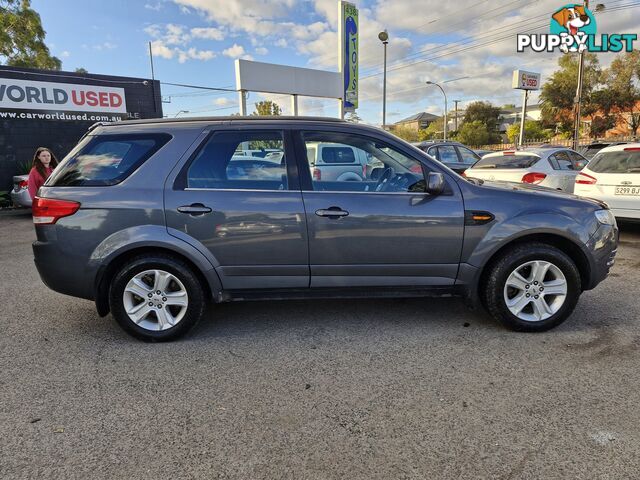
[473,149,494,158]
[306,141,379,181]
[464,147,589,193]
[412,141,481,174]
[574,143,640,221]
[579,141,631,160]
[32,116,617,341]
[10,175,31,207]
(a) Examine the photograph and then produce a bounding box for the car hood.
[472,179,609,209]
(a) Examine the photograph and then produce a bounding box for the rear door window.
[437,146,459,164]
[549,151,574,170]
[588,150,640,173]
[47,134,170,186]
[568,151,588,170]
[186,130,288,190]
[473,154,540,169]
[456,146,480,165]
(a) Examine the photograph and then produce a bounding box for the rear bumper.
[33,235,96,301]
[610,208,640,221]
[10,189,31,208]
[583,223,618,290]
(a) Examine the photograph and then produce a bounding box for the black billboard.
[0,66,162,191]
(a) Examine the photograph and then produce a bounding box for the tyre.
[108,254,206,341]
[482,243,582,332]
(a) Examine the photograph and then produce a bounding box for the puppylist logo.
[517,4,637,54]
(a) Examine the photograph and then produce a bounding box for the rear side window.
[47,134,170,186]
[589,150,640,173]
[437,146,459,164]
[549,151,574,170]
[473,154,540,169]
[320,146,356,164]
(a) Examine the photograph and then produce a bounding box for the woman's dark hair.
[32,147,59,179]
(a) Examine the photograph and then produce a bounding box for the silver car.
[10,174,31,207]
[465,147,589,193]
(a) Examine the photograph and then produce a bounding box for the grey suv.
[32,117,618,341]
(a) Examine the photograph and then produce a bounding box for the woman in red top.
[28,147,59,200]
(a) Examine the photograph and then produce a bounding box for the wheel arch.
[94,245,220,317]
[477,233,591,298]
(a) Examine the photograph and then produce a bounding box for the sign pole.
[291,94,298,116]
[238,90,247,116]
[338,1,345,119]
[519,90,528,148]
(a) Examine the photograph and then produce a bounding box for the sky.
[31,0,640,125]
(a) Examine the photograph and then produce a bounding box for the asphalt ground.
[1,210,639,479]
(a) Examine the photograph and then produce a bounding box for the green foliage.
[506,121,552,143]
[456,121,493,146]
[605,50,640,135]
[0,0,61,69]
[18,159,31,174]
[0,190,9,207]
[418,118,444,141]
[252,100,282,116]
[75,67,88,74]
[463,101,501,132]
[390,125,420,142]
[539,53,601,133]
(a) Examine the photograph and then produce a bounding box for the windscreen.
[588,150,640,173]
[472,154,540,169]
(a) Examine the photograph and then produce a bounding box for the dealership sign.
[512,70,541,91]
[340,1,358,111]
[0,79,127,113]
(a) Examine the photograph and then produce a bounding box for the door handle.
[177,203,212,216]
[315,207,349,219]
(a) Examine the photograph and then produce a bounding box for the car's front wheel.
[482,243,582,332]
[109,254,206,341]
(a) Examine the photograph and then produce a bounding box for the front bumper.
[584,223,618,290]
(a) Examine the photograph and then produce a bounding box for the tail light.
[503,151,516,155]
[624,147,640,152]
[575,172,597,185]
[32,197,80,225]
[18,180,28,189]
[312,167,321,181]
[461,171,467,177]
[522,172,547,184]
[362,164,367,178]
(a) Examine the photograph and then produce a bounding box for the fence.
[472,136,638,151]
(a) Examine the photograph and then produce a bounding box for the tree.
[605,50,640,136]
[539,53,601,134]
[390,125,419,142]
[456,121,493,146]
[418,118,444,141]
[506,121,552,143]
[75,67,88,74]
[463,101,501,132]
[252,100,282,116]
[0,0,61,69]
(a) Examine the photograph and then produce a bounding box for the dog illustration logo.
[550,4,597,52]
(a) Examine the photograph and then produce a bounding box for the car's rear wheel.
[482,243,581,332]
[109,254,206,341]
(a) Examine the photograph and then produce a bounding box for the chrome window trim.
[184,187,429,196]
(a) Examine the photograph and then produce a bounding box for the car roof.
[597,142,640,153]
[106,115,346,127]
[413,140,463,146]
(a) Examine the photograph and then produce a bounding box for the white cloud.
[150,40,175,59]
[60,51,70,58]
[214,97,235,106]
[222,43,246,58]
[144,2,163,11]
[255,47,268,55]
[92,41,117,51]
[191,27,225,41]
[274,38,288,48]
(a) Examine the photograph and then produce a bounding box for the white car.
[464,147,588,193]
[574,143,640,221]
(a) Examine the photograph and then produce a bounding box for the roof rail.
[103,115,347,127]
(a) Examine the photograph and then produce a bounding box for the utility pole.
[454,100,461,131]
[378,31,389,128]
[572,0,589,150]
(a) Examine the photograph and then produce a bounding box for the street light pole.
[378,30,389,128]
[427,81,448,141]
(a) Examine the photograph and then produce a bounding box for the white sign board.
[0,78,127,113]
[512,70,541,91]
[235,60,342,98]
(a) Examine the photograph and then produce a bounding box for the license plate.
[615,186,640,196]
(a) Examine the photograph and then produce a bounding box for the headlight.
[595,209,616,226]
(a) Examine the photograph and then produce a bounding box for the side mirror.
[426,172,445,195]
